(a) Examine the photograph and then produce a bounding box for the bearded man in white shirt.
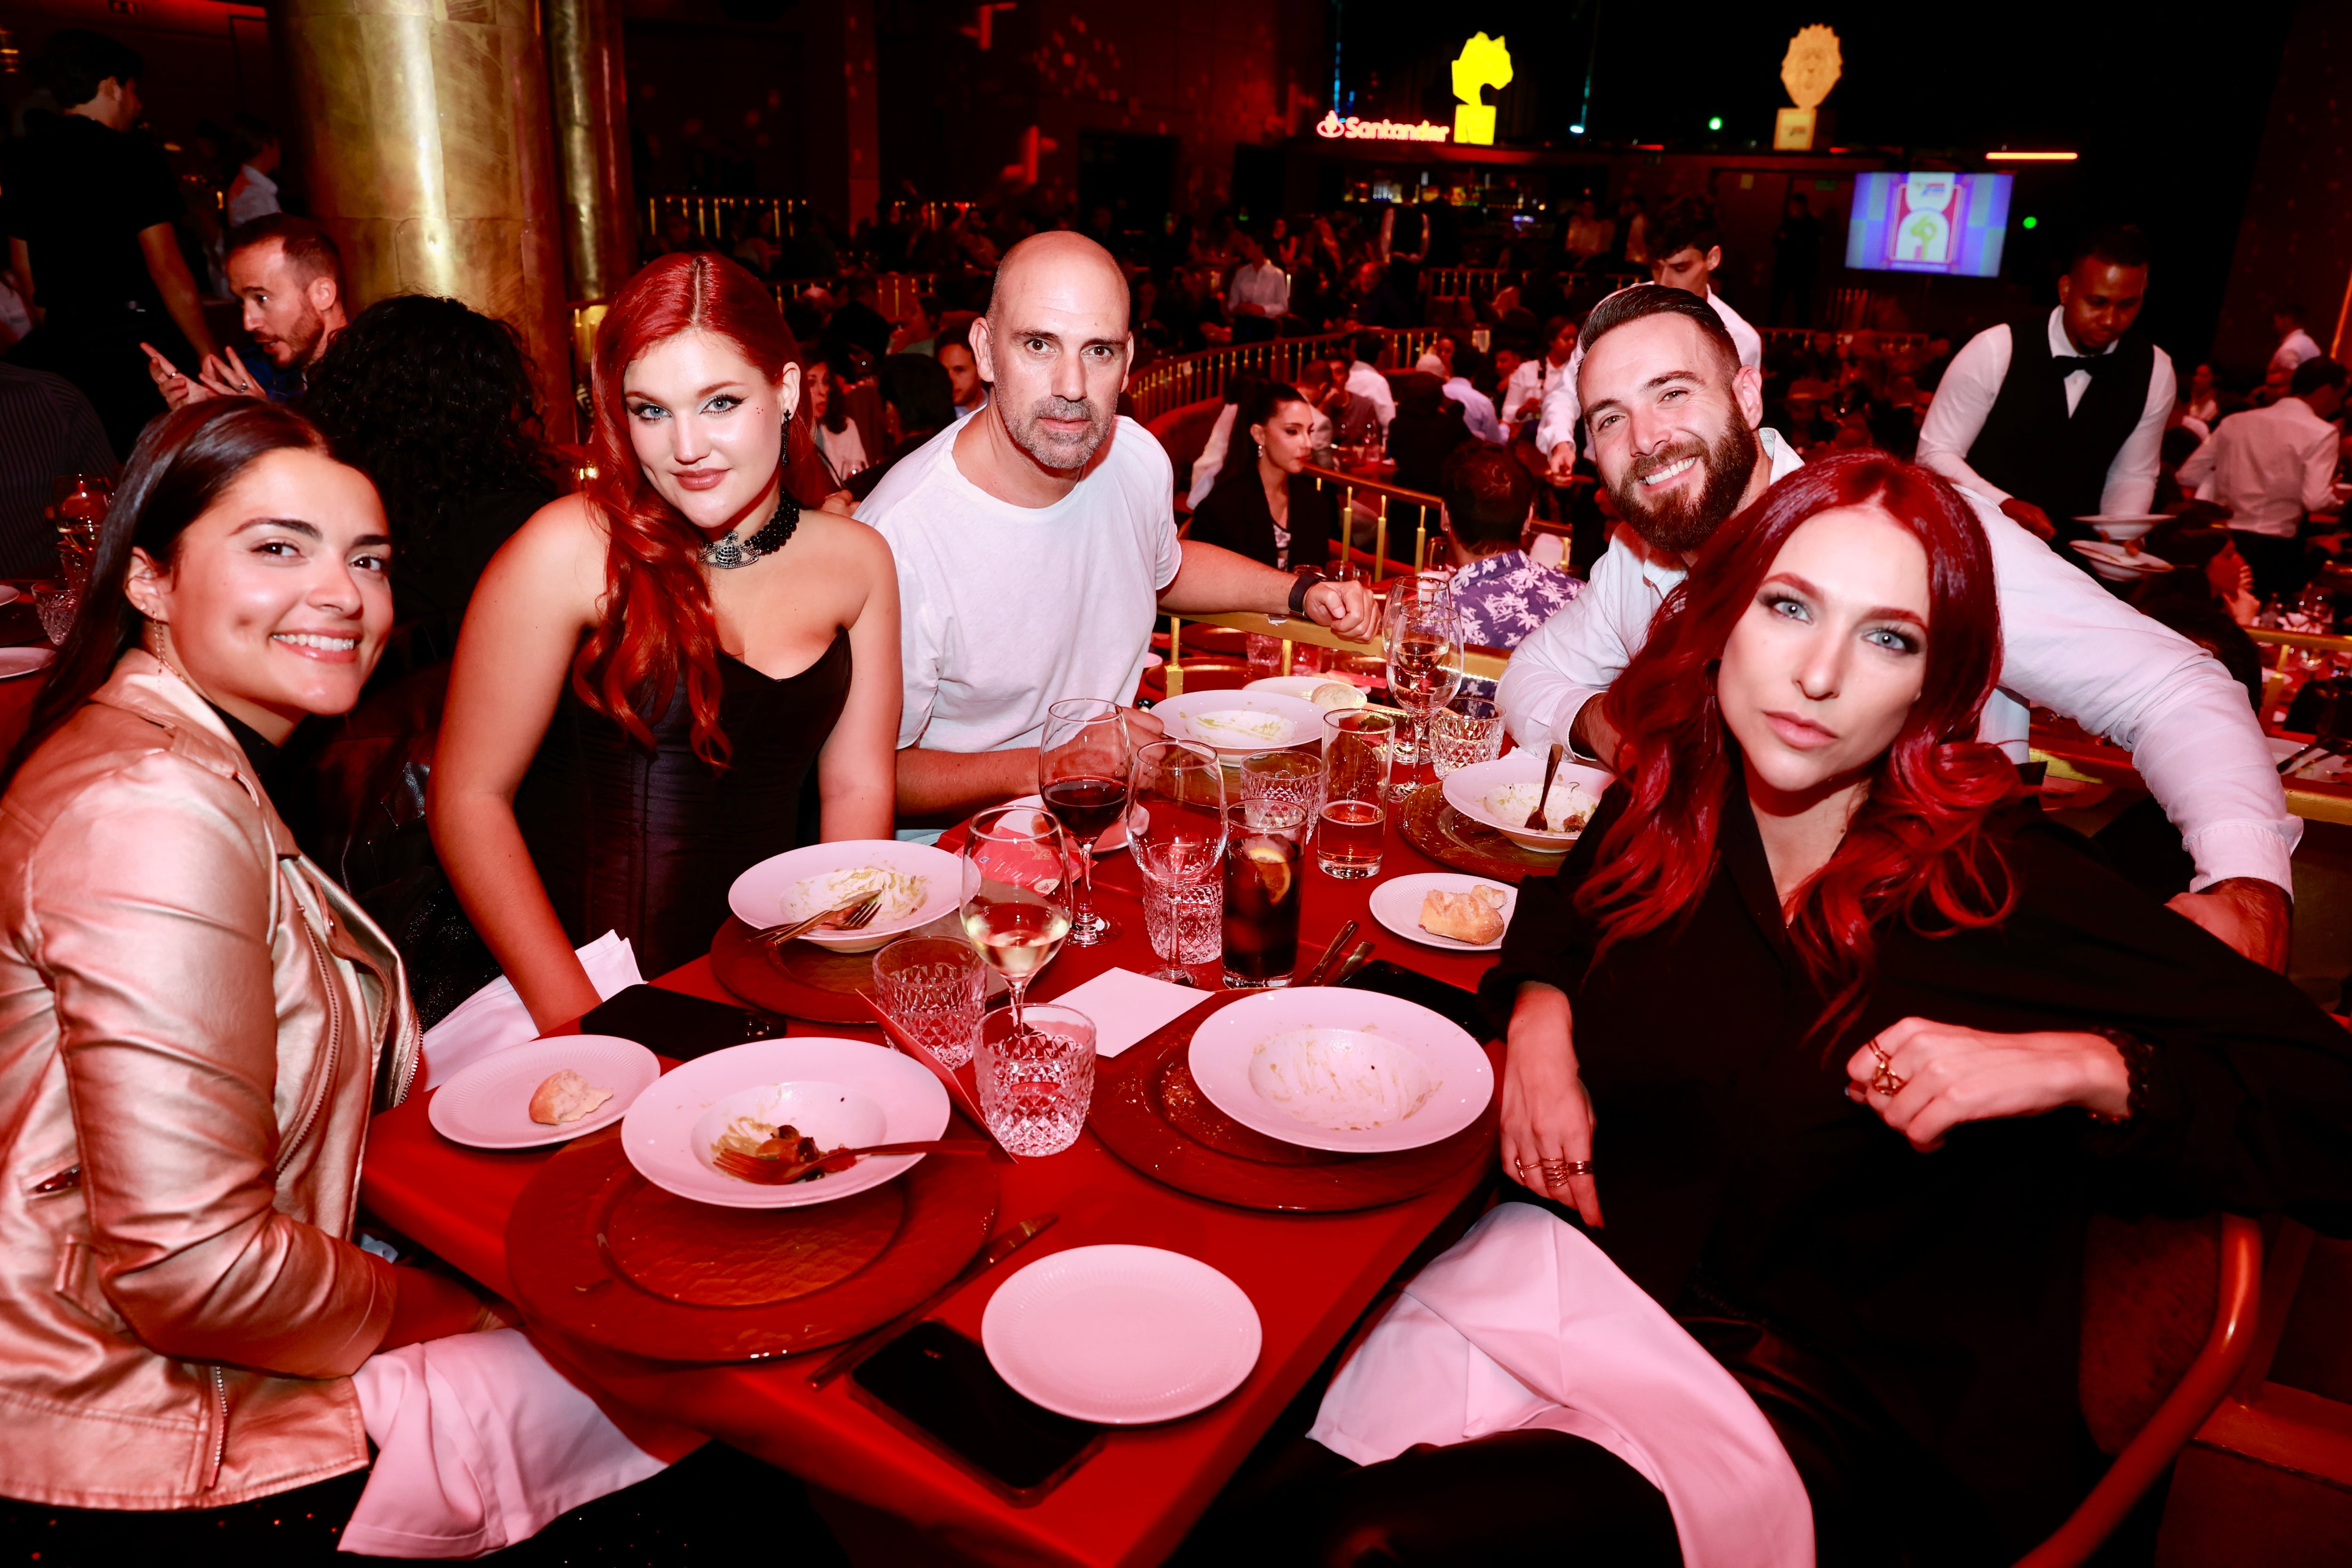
[1916,225,2173,548]
[2177,355,2348,598]
[860,232,1379,826]
[1538,196,1763,481]
[1496,286,2296,967]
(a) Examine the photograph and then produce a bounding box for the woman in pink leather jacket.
[0,401,502,1550]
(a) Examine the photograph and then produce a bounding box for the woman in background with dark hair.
[1186,381,1335,572]
[431,253,900,1028]
[1236,454,2352,1566]
[0,400,505,1547]
[302,294,559,650]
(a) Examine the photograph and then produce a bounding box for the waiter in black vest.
[1917,224,2174,556]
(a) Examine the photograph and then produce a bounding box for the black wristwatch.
[1287,569,1326,617]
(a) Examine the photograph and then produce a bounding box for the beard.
[1610,417,1760,555]
[1006,393,1116,472]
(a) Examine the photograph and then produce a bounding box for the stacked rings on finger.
[1868,1041,1906,1097]
[1538,1157,1593,1186]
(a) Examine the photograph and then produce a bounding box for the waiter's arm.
[2098,353,2177,517]
[1915,326,2012,501]
[2302,426,2341,515]
[1538,347,1587,480]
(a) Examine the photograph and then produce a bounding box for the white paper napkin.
[420,931,645,1090]
[1049,967,1211,1058]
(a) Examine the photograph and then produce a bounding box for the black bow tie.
[2053,353,2107,377]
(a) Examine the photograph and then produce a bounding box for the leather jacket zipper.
[206,1364,227,1490]
[278,915,343,1175]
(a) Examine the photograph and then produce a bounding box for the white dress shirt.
[1535,287,1764,460]
[1501,357,1562,427]
[1187,402,1240,509]
[1345,361,1397,430]
[2271,327,2323,380]
[1443,376,1505,443]
[225,165,280,226]
[1494,428,2298,894]
[1915,308,2175,517]
[2176,397,2342,539]
[1226,260,1290,319]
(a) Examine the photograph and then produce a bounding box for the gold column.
[543,0,634,305]
[276,0,576,444]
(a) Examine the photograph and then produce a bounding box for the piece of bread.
[1419,885,1507,944]
[1311,681,1368,710]
[528,1068,615,1126]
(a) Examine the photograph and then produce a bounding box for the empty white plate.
[1368,871,1518,952]
[0,645,56,681]
[1152,689,1327,754]
[620,1037,947,1208]
[1188,987,1494,1154]
[982,1245,1261,1424]
[428,1035,659,1150]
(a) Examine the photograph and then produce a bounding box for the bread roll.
[1419,885,1507,945]
[528,1068,615,1126]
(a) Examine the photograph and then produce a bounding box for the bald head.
[986,231,1131,333]
[971,231,1134,474]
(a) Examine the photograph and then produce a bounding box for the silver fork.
[754,890,885,948]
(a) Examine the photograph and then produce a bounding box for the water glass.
[1430,695,1506,778]
[1319,708,1397,880]
[1141,873,1223,970]
[1246,632,1285,682]
[871,937,985,1069]
[31,581,77,647]
[1240,749,1321,820]
[975,1004,1096,1155]
[1128,740,1230,984]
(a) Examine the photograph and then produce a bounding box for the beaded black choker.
[699,493,801,569]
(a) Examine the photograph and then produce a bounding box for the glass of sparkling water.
[1141,873,1223,978]
[1430,695,1506,779]
[975,1003,1096,1156]
[871,937,986,1068]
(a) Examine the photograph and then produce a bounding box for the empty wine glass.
[1126,740,1229,985]
[1037,697,1132,947]
[958,806,1075,1033]
[1384,592,1465,798]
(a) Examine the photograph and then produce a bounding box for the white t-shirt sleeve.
[886,529,943,750]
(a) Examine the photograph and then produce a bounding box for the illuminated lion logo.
[1451,32,1512,146]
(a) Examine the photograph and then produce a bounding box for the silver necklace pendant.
[699,494,800,570]
[702,533,748,570]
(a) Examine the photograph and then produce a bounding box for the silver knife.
[1299,920,1359,987]
[805,1211,1061,1388]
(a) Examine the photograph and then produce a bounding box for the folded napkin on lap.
[421,932,644,1089]
[1048,967,1211,1057]
[344,1327,701,1559]
[1310,1203,1814,1568]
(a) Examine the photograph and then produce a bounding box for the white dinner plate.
[1152,689,1328,754]
[2074,512,2166,542]
[428,1035,659,1150]
[1245,674,1368,709]
[2068,540,2172,582]
[726,840,962,954]
[2271,735,2351,782]
[1367,871,1518,952]
[1004,791,1126,853]
[0,645,56,682]
[620,1037,948,1209]
[1440,753,1613,853]
[982,1245,1261,1424]
[1187,987,1494,1154]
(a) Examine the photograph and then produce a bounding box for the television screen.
[1843,172,2015,279]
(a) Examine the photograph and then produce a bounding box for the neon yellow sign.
[1451,32,1512,146]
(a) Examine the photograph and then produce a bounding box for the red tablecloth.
[360,802,1508,1568]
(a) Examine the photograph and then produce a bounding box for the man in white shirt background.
[1501,315,1575,432]
[859,232,1377,827]
[2269,303,2323,386]
[1440,345,1505,444]
[1538,195,1763,480]
[1343,330,1397,434]
[2177,355,2347,598]
[1225,229,1289,345]
[1916,224,2173,554]
[1495,285,2296,968]
[223,113,282,227]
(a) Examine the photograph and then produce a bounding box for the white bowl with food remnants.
[2067,539,2173,583]
[428,1034,659,1150]
[1368,871,1518,952]
[1152,689,1327,754]
[727,840,961,953]
[1246,675,1370,710]
[2075,512,2167,542]
[621,1037,948,1208]
[1187,987,1493,1154]
[1441,753,1613,853]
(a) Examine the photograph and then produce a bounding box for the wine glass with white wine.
[1384,590,1465,799]
[958,805,1076,1033]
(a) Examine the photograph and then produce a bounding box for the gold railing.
[1127,328,1440,425]
[767,273,938,327]
[1421,267,1505,300]
[2249,627,2352,662]
[1158,610,1511,697]
[643,192,808,241]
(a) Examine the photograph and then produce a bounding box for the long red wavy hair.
[579,253,835,765]
[1574,452,2023,1038]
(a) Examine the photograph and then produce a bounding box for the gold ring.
[1869,1042,1906,1097]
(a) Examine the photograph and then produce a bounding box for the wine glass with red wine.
[1037,697,1133,946]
